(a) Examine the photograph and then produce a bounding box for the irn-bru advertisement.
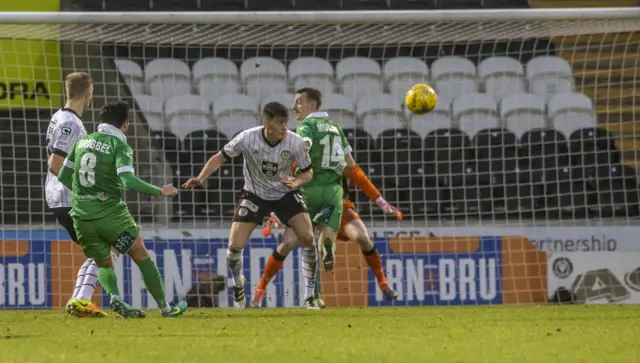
[0,231,547,309]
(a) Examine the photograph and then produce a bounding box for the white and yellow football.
[404,84,437,115]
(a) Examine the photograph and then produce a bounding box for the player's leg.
[74,217,145,318]
[305,185,344,272]
[275,191,319,309]
[341,206,398,301]
[51,207,106,318]
[229,193,270,309]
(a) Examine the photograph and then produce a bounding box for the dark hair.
[100,100,130,128]
[296,87,322,110]
[263,101,289,120]
[65,72,92,99]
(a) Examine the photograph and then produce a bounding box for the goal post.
[1,8,640,310]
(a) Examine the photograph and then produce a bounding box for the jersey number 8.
[79,152,97,187]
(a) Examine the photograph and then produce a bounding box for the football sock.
[77,259,99,301]
[362,246,388,286]
[257,250,286,292]
[227,248,245,288]
[97,266,120,297]
[137,257,170,312]
[302,246,318,300]
[314,273,321,299]
[72,259,92,299]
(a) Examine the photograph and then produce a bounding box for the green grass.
[1,305,639,363]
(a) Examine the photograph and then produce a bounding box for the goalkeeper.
[57,100,187,318]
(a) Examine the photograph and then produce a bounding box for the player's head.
[293,87,322,121]
[100,100,131,132]
[65,72,93,108]
[263,102,289,141]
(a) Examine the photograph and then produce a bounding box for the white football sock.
[302,247,318,300]
[77,260,99,301]
[72,259,92,300]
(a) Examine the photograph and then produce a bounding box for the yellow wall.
[0,1,62,109]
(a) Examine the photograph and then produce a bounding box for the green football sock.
[98,266,120,296]
[137,257,168,309]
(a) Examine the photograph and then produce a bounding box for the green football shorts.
[73,208,141,261]
[302,183,344,232]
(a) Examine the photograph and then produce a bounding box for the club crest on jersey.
[261,161,279,177]
[280,150,291,160]
[237,207,249,217]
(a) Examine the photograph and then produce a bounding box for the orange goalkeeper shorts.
[337,199,360,241]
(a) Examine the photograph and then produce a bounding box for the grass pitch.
[1,305,639,363]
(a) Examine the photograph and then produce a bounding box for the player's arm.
[183,132,242,189]
[56,144,77,190]
[283,138,313,189]
[338,126,355,175]
[117,145,176,197]
[48,122,78,176]
[347,164,402,221]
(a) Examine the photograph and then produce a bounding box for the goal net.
[1,9,640,309]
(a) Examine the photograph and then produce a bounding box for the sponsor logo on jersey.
[239,199,259,213]
[61,126,72,135]
[237,207,249,217]
[261,161,279,177]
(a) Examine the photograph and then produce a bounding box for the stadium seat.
[389,0,437,9]
[240,57,287,101]
[452,93,499,139]
[144,58,192,101]
[199,0,248,10]
[378,129,422,214]
[336,57,383,101]
[545,166,589,219]
[494,161,543,215]
[134,95,165,131]
[569,127,620,177]
[342,0,389,9]
[184,129,229,166]
[408,94,452,139]
[383,57,429,97]
[520,128,569,184]
[149,130,182,167]
[500,93,547,139]
[323,93,357,129]
[526,56,573,101]
[548,92,596,140]
[260,93,296,125]
[164,95,213,142]
[423,128,470,187]
[114,59,144,96]
[471,127,518,185]
[592,164,640,218]
[342,128,379,165]
[357,94,405,139]
[447,163,492,217]
[431,56,477,99]
[477,56,526,101]
[192,58,241,101]
[212,94,260,139]
[288,57,336,96]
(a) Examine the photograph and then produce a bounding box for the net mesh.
[1,10,640,309]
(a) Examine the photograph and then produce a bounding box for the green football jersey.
[296,112,351,187]
[66,129,134,220]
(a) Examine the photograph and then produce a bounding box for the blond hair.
[65,72,93,99]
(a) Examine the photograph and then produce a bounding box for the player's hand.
[182,177,203,189]
[160,183,179,197]
[282,176,300,190]
[375,196,403,221]
[262,212,282,237]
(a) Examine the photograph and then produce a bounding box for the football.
[404,84,437,115]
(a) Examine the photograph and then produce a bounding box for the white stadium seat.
[288,57,336,95]
[357,93,404,139]
[133,95,164,132]
[547,92,596,139]
[144,59,192,101]
[192,58,241,101]
[452,93,499,139]
[213,94,260,139]
[336,57,383,101]
[164,95,213,142]
[526,56,573,101]
[431,56,477,99]
[384,57,429,97]
[478,56,526,101]
[260,93,296,127]
[114,59,144,97]
[500,93,547,139]
[409,94,452,139]
[322,93,357,129]
[240,57,287,101]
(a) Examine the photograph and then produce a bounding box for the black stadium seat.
[342,128,378,165]
[424,128,470,187]
[520,128,569,184]
[570,127,621,180]
[591,164,639,218]
[150,131,181,168]
[472,127,518,185]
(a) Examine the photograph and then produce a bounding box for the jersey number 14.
[319,134,344,170]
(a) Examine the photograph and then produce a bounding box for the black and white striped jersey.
[222,126,311,200]
[45,108,87,208]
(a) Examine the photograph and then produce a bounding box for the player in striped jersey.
[183,102,317,310]
[251,89,400,308]
[45,72,108,318]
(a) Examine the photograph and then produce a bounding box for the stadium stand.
[1,0,638,227]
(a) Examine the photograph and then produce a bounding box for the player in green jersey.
[57,100,188,318]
